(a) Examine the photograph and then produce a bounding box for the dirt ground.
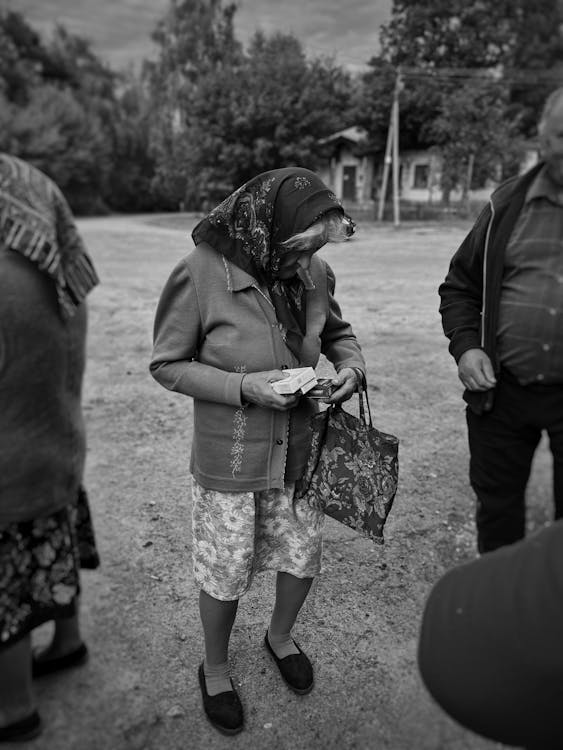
[22,215,553,750]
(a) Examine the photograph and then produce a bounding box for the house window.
[413,164,429,189]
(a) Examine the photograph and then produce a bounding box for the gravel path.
[26,214,551,750]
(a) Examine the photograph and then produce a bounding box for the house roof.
[318,126,368,146]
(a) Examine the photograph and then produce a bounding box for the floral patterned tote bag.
[295,377,399,544]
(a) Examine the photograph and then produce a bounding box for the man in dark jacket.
[439,87,563,553]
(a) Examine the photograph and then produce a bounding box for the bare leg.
[199,590,238,695]
[268,572,313,658]
[0,635,35,726]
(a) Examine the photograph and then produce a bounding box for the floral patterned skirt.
[0,486,100,650]
[191,478,325,601]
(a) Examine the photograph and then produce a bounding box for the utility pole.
[377,68,402,225]
[391,70,401,227]
[377,105,394,222]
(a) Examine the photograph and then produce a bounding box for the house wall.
[320,137,540,209]
[318,145,375,208]
[396,145,540,203]
[399,151,442,202]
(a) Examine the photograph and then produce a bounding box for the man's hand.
[326,367,359,404]
[241,370,300,410]
[458,349,497,391]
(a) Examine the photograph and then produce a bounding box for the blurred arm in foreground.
[418,521,563,750]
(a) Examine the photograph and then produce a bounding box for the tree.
[146,3,354,209]
[222,31,352,185]
[145,0,243,208]
[505,0,563,136]
[0,84,112,213]
[106,77,158,213]
[380,0,518,69]
[45,25,116,103]
[376,0,563,197]
[0,10,48,103]
[428,78,523,203]
[0,11,120,213]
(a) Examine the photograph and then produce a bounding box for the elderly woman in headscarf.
[0,153,99,742]
[150,167,366,736]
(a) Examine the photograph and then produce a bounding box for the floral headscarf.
[192,167,347,358]
[0,154,99,317]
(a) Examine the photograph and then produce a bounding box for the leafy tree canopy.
[7,0,560,213]
[357,0,563,196]
[145,2,353,209]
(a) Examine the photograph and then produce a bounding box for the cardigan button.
[276,439,283,445]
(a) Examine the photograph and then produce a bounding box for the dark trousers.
[466,372,563,553]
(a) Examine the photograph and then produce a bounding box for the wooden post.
[377,105,394,221]
[378,69,402,224]
[392,75,401,227]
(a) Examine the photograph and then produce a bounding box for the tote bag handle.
[351,368,372,428]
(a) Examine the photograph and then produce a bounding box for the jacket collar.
[525,164,563,205]
[221,254,259,292]
[222,252,323,292]
[490,161,544,212]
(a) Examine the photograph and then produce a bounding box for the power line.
[399,66,563,87]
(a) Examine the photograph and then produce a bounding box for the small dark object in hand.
[307,378,336,399]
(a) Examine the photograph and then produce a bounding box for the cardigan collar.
[222,252,319,294]
[221,253,257,292]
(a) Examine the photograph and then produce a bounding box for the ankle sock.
[203,659,232,696]
[267,628,300,659]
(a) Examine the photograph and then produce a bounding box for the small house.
[318,126,541,217]
[317,127,376,215]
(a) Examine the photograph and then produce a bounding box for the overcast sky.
[12,0,392,72]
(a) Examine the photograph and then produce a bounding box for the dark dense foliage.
[1,0,562,213]
[358,0,563,195]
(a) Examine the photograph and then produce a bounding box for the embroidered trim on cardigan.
[222,255,233,292]
[231,364,247,477]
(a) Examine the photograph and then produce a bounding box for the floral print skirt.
[0,486,100,650]
[191,478,325,601]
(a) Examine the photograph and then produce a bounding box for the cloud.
[13,0,391,71]
[236,0,389,68]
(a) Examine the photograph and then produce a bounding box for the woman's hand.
[326,367,360,405]
[241,370,300,411]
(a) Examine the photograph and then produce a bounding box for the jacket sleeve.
[149,257,244,406]
[320,262,366,375]
[438,205,491,363]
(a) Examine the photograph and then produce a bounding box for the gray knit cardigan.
[150,243,366,492]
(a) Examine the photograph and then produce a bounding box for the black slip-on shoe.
[264,631,314,695]
[198,663,243,735]
[0,711,42,743]
[32,642,88,678]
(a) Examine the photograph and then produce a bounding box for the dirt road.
[26,215,551,750]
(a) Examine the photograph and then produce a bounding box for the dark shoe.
[0,711,42,742]
[197,663,243,735]
[32,642,88,678]
[264,631,314,695]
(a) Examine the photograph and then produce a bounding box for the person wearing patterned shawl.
[151,167,366,735]
[0,154,100,742]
